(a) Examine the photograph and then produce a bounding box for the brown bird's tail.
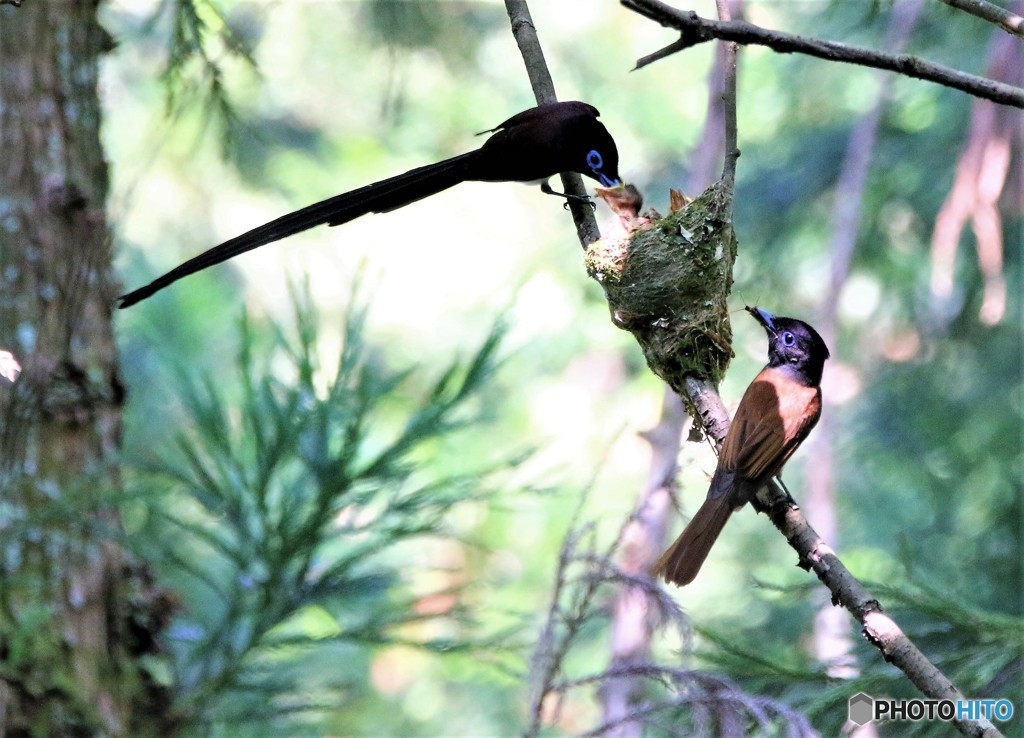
[653,495,735,587]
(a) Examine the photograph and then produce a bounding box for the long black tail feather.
[117,152,477,308]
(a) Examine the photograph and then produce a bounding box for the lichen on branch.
[586,181,736,391]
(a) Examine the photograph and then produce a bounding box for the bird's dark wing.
[718,371,822,486]
[470,102,618,185]
[480,101,600,135]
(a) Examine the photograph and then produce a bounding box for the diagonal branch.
[936,0,1024,38]
[622,0,1024,109]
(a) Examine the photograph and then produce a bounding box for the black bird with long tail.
[655,307,830,587]
[118,101,621,308]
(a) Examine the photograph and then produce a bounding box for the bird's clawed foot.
[540,182,596,210]
[565,196,598,212]
[775,476,798,508]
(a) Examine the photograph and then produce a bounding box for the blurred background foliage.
[100,0,1020,735]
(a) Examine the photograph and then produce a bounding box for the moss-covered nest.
[585,181,737,391]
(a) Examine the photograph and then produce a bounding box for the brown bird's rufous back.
[655,307,830,587]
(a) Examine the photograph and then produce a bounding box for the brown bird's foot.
[775,476,799,508]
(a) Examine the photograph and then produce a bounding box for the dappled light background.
[101,1,1020,735]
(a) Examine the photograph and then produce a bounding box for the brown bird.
[655,307,830,587]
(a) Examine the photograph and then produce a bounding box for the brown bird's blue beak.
[745,305,776,332]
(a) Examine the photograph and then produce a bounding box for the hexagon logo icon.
[848,692,874,726]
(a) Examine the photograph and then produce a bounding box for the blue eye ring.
[586,150,604,170]
[782,331,796,347]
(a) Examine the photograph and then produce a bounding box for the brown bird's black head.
[746,306,830,387]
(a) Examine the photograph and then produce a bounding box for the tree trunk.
[0,2,171,735]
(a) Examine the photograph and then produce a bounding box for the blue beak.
[747,306,776,330]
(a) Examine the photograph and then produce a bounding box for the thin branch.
[523,520,589,738]
[527,498,816,737]
[503,0,601,246]
[936,0,1024,38]
[714,0,740,191]
[503,0,557,106]
[761,491,1003,738]
[563,663,814,738]
[622,0,1024,109]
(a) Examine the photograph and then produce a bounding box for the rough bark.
[0,2,172,735]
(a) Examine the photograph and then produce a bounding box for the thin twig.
[529,513,816,737]
[714,0,739,191]
[503,0,602,246]
[523,520,588,738]
[936,0,1024,38]
[564,664,815,738]
[622,0,1024,109]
